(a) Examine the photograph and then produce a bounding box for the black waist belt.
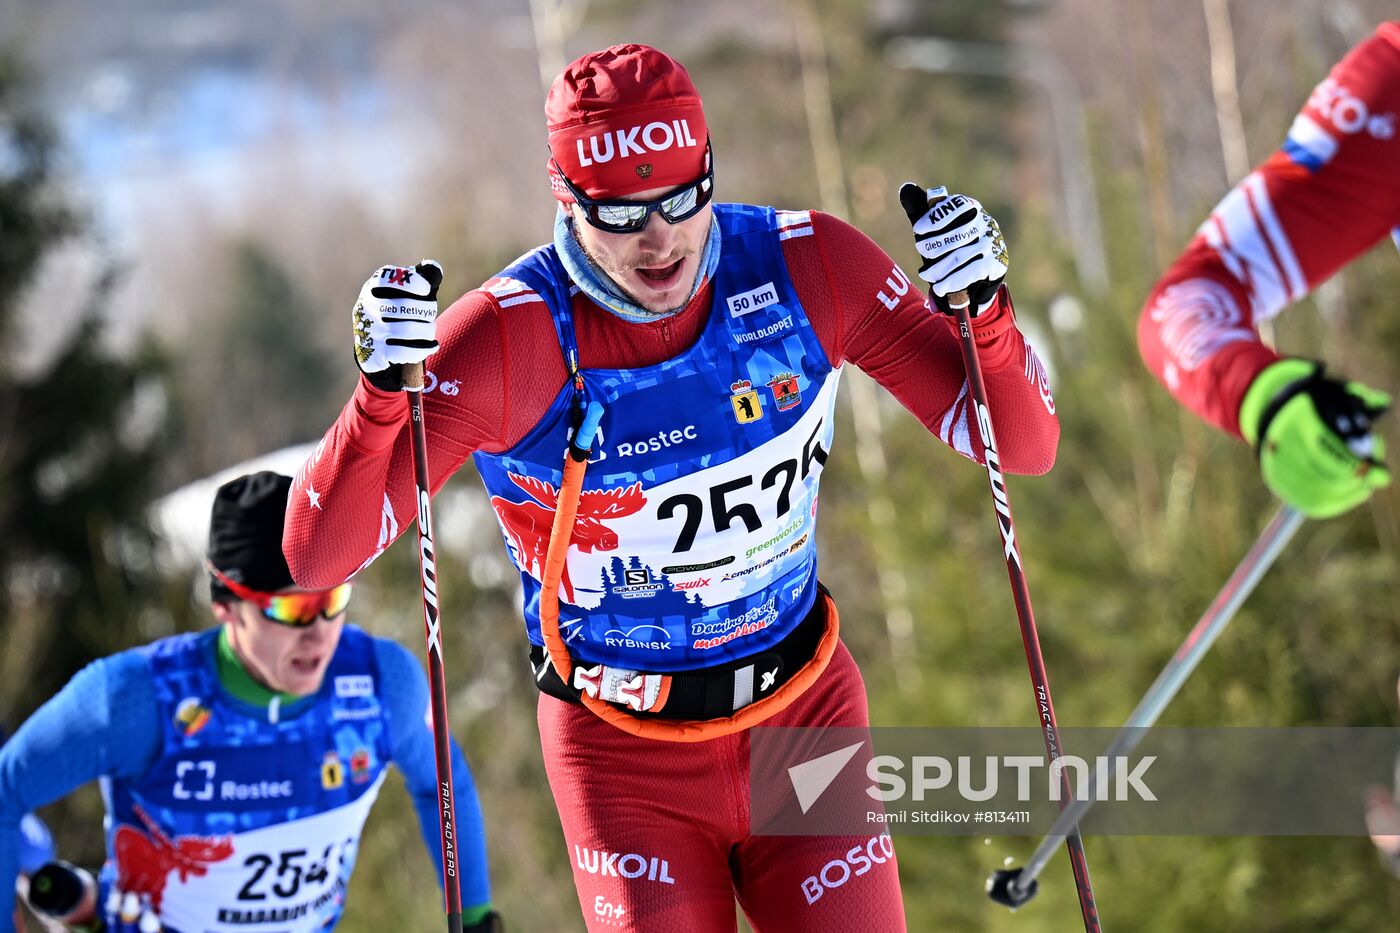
[530,582,831,720]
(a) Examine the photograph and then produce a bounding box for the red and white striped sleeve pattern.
[483,274,547,309]
[1138,22,1400,436]
[1195,172,1309,321]
[917,299,1057,470]
[776,209,815,242]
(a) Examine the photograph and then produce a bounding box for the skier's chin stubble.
[579,239,698,316]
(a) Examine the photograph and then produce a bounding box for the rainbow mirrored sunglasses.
[206,562,352,627]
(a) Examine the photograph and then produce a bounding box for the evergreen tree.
[173,239,343,475]
[0,49,169,722]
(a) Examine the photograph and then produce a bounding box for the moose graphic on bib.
[114,804,235,912]
[490,474,647,603]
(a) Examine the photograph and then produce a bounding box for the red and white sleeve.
[1138,22,1400,436]
[283,291,509,588]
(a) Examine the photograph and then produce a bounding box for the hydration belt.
[531,582,834,722]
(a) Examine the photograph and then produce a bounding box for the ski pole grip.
[570,401,605,462]
[897,182,971,311]
[402,362,425,392]
[27,860,98,923]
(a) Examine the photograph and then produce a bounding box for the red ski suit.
[284,208,1059,931]
[1138,22,1400,435]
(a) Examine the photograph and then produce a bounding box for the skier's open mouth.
[635,258,684,289]
[290,656,321,674]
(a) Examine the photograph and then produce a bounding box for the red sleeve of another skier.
[787,210,1060,475]
[283,291,511,589]
[1138,22,1400,437]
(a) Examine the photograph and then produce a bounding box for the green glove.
[1239,359,1391,518]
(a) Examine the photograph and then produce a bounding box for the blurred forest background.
[2,0,1399,930]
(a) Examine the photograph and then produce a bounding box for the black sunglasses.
[554,145,715,234]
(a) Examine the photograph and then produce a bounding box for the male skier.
[286,44,1059,931]
[1,472,499,931]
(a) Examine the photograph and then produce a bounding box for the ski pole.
[898,183,1102,932]
[404,359,465,933]
[987,504,1305,908]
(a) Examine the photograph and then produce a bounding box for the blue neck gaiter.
[554,207,722,323]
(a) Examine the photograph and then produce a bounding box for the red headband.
[546,44,709,203]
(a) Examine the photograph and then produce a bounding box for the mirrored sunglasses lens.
[595,203,649,230]
[263,598,318,625]
[660,186,699,219]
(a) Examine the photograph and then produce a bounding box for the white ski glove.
[899,183,1009,315]
[352,260,443,391]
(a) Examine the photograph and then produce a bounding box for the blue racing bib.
[475,205,842,672]
[101,627,392,932]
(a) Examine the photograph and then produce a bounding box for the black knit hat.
[206,471,295,600]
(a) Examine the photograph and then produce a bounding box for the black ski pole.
[404,357,464,933]
[900,182,1102,932]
